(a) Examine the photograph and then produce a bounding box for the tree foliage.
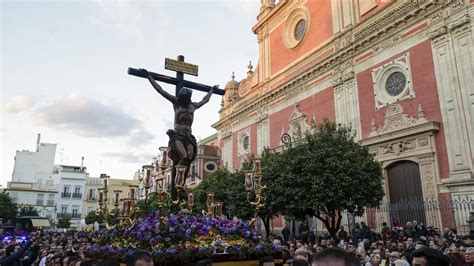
[278,119,384,237]
[18,205,39,217]
[0,191,18,221]
[192,150,287,237]
[57,214,71,229]
[191,169,234,216]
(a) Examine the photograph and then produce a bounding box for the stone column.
[429,25,472,179]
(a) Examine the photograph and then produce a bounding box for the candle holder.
[245,158,266,228]
[141,165,154,203]
[154,147,190,207]
[205,192,224,217]
[119,185,140,229]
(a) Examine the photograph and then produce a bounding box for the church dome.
[223,72,240,105]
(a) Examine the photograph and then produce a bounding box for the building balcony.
[57,212,70,219]
[72,193,82,199]
[36,199,44,205]
[47,200,54,206]
[57,212,80,219]
[86,195,96,201]
[61,192,71,198]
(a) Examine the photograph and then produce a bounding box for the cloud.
[221,0,260,19]
[3,95,34,113]
[89,0,143,39]
[35,95,154,146]
[102,151,153,164]
[128,129,155,147]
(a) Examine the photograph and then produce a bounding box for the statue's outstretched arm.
[141,69,176,104]
[194,85,217,109]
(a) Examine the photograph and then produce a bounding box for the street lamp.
[245,158,266,228]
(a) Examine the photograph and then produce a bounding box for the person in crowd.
[311,247,361,266]
[352,223,361,244]
[125,250,154,266]
[282,225,291,243]
[339,226,349,242]
[412,246,451,266]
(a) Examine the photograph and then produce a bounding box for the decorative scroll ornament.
[369,103,428,137]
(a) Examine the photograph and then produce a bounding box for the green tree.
[85,211,104,225]
[0,191,18,221]
[279,119,384,237]
[191,150,288,238]
[191,169,234,216]
[57,214,71,229]
[226,150,290,237]
[18,205,39,216]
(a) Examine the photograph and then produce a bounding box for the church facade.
[213,0,474,232]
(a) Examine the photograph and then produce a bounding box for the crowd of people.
[274,219,474,266]
[1,219,474,266]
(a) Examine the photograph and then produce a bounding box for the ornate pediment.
[286,104,311,140]
[369,103,428,137]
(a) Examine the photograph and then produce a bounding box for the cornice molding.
[213,0,466,131]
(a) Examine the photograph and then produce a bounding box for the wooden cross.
[128,55,225,96]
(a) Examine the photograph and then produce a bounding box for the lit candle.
[215,202,223,216]
[244,171,253,191]
[114,191,119,205]
[98,190,103,203]
[175,165,187,188]
[161,149,168,166]
[253,159,261,178]
[207,192,214,206]
[145,168,151,185]
[122,199,126,214]
[188,193,194,207]
[103,192,108,203]
[130,187,135,200]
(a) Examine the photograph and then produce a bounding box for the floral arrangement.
[88,211,281,265]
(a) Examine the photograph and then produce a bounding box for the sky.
[1,0,260,187]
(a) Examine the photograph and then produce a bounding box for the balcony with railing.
[86,194,96,201]
[72,193,82,199]
[36,199,44,205]
[57,212,70,219]
[71,213,81,219]
[47,200,55,206]
[61,192,71,198]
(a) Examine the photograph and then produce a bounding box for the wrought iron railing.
[61,192,71,198]
[57,213,70,218]
[339,197,474,236]
[72,193,82,199]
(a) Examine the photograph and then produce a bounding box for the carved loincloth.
[166,129,197,162]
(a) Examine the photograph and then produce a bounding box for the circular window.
[242,135,250,151]
[294,19,306,41]
[204,162,218,173]
[283,8,310,49]
[385,72,407,96]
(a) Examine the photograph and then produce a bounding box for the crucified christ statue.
[140,68,216,199]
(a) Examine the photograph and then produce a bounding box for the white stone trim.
[361,103,443,228]
[237,128,251,157]
[283,7,311,49]
[287,104,310,140]
[371,53,415,109]
[257,119,270,156]
[204,161,218,174]
[222,137,233,170]
[334,72,362,139]
[430,16,473,179]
